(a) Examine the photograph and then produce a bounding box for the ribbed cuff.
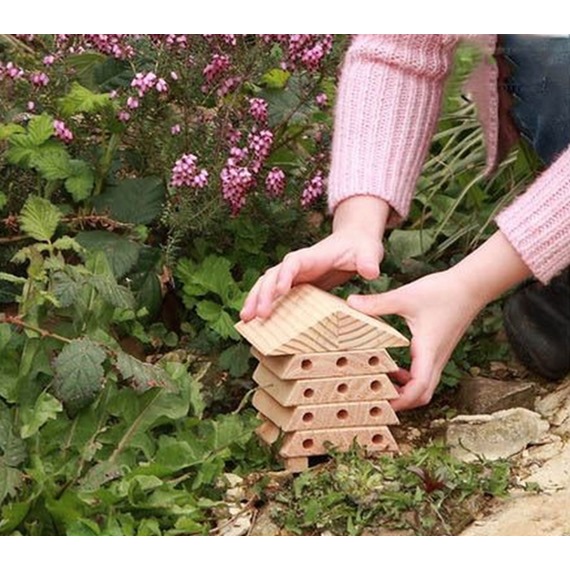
[496,147,570,283]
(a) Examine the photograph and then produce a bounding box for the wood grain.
[235,284,409,355]
[252,347,399,380]
[253,390,399,431]
[253,364,399,406]
[279,426,399,457]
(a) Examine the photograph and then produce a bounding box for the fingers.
[355,249,381,280]
[346,289,405,317]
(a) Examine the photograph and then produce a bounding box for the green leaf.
[92,177,165,224]
[0,403,26,466]
[262,68,291,89]
[388,229,436,265]
[53,338,107,413]
[0,272,26,284]
[65,52,108,88]
[116,352,170,392]
[128,246,162,319]
[0,192,6,211]
[19,195,62,242]
[65,160,94,201]
[59,82,112,117]
[27,114,54,146]
[20,392,63,439]
[196,300,240,340]
[0,464,22,505]
[76,231,141,279]
[91,275,135,309]
[30,147,72,180]
[219,343,252,378]
[0,123,25,140]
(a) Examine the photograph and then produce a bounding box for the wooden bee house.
[235,284,409,472]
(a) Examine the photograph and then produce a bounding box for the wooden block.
[255,417,280,445]
[252,347,398,380]
[253,363,398,405]
[235,284,409,355]
[284,457,309,472]
[279,426,399,458]
[253,390,399,432]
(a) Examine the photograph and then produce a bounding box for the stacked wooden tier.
[236,284,409,472]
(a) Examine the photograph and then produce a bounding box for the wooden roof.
[235,283,409,356]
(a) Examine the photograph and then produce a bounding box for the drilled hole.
[303,388,314,399]
[302,412,314,423]
[336,383,348,394]
[368,356,380,367]
[372,434,383,444]
[370,380,381,392]
[301,359,313,371]
[302,438,314,449]
[369,406,382,417]
[336,409,349,420]
[336,357,348,367]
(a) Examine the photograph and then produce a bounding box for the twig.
[0,314,72,344]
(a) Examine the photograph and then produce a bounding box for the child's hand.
[240,196,391,322]
[347,270,485,411]
[346,231,532,411]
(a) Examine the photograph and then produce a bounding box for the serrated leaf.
[262,68,290,89]
[0,464,22,505]
[30,147,72,180]
[116,352,169,392]
[27,114,54,146]
[388,229,436,265]
[20,392,63,439]
[19,196,62,242]
[52,271,81,307]
[0,123,25,140]
[76,231,141,279]
[92,177,165,224]
[0,272,26,284]
[91,275,135,310]
[65,160,94,201]
[59,82,113,117]
[218,343,252,378]
[0,403,26,466]
[52,235,84,253]
[196,299,222,322]
[53,338,107,413]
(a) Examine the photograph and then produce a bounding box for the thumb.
[347,289,403,317]
[355,248,381,280]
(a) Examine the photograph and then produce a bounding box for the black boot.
[503,268,570,380]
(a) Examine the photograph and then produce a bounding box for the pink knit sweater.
[327,34,570,284]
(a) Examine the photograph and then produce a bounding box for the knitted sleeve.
[495,146,570,283]
[327,34,459,225]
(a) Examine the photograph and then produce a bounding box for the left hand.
[347,269,487,411]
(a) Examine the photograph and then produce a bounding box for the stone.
[455,376,536,415]
[249,506,285,536]
[446,408,550,462]
[535,378,570,435]
[525,443,570,492]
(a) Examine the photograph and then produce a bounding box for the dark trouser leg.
[499,35,570,379]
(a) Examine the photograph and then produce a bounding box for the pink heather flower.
[131,71,157,97]
[203,53,230,83]
[155,78,168,93]
[217,76,241,97]
[82,34,135,59]
[170,153,209,189]
[220,163,253,216]
[53,119,73,143]
[171,124,181,135]
[227,128,242,146]
[249,97,268,123]
[29,71,49,87]
[126,96,139,109]
[118,110,131,122]
[301,171,325,208]
[265,168,286,198]
[315,93,328,108]
[3,62,24,80]
[109,90,118,99]
[248,129,274,173]
[170,71,179,81]
[26,101,35,112]
[43,54,56,66]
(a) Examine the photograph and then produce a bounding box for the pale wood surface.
[235,284,409,355]
[252,347,399,380]
[284,456,309,472]
[280,426,399,457]
[253,390,399,432]
[253,364,399,406]
[255,415,280,445]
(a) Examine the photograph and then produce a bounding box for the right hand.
[239,196,390,322]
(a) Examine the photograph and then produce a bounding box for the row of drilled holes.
[302,379,382,400]
[301,355,380,371]
[302,433,384,449]
[301,406,382,424]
